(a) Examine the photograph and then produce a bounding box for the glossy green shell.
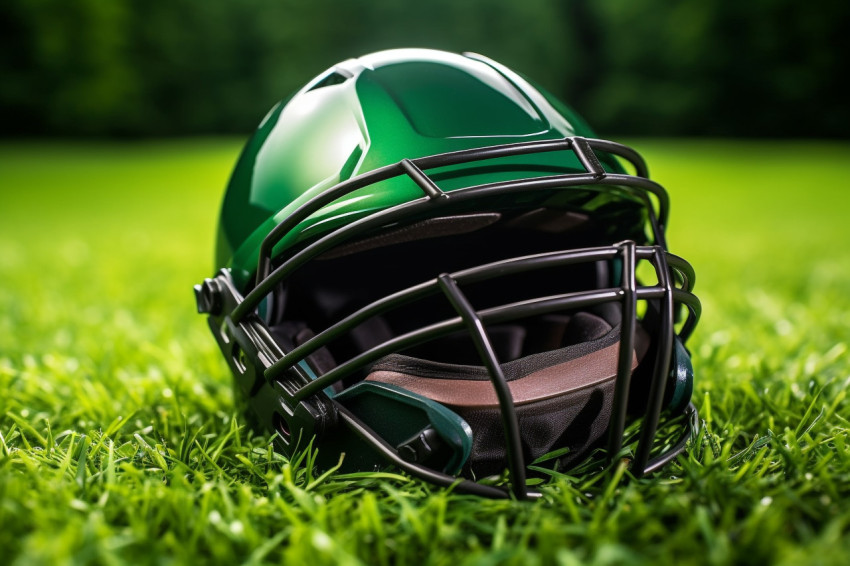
[216,48,633,291]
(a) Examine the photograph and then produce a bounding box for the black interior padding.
[269,204,653,474]
[270,322,339,387]
[294,327,337,377]
[279,207,617,367]
[505,207,590,234]
[462,379,614,477]
[319,213,502,260]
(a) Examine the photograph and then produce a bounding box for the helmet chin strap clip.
[397,427,443,465]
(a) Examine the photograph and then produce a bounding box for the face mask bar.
[198,136,701,499]
[198,245,699,499]
[281,243,696,495]
[235,136,668,322]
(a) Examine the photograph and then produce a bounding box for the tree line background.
[2,0,847,138]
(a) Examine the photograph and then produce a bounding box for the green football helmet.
[195,48,700,498]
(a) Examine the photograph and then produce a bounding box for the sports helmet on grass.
[195,48,700,499]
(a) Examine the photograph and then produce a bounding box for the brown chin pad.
[367,341,634,408]
[365,323,650,475]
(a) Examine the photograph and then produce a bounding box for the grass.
[1,138,849,565]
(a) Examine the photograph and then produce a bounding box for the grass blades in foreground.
[0,139,849,565]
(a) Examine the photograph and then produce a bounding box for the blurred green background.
[2,0,848,138]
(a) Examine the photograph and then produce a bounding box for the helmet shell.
[217,49,629,290]
[198,49,701,494]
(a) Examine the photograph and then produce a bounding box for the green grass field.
[1,139,849,565]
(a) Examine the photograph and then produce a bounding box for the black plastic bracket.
[196,269,338,453]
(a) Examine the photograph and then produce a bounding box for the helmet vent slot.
[308,71,351,91]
